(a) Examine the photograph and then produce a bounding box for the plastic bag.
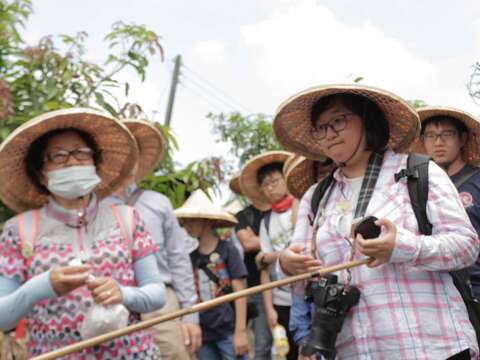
[79,303,129,339]
[77,269,129,340]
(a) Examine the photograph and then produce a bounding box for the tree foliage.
[208,111,283,168]
[0,0,222,220]
[469,62,480,107]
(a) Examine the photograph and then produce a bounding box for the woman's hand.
[49,264,90,296]
[233,328,249,356]
[279,244,322,275]
[86,277,123,305]
[356,218,397,267]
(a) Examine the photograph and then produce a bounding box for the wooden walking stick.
[32,257,372,360]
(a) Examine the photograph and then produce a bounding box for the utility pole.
[164,54,182,127]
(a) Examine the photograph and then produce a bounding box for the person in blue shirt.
[416,106,480,299]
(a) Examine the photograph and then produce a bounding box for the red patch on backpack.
[459,192,473,208]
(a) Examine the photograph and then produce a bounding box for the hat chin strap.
[338,127,365,168]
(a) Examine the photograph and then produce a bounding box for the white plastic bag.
[79,303,129,339]
[71,264,129,340]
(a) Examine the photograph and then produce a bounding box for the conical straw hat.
[239,151,291,208]
[229,174,242,195]
[273,84,420,159]
[409,106,480,164]
[224,199,244,215]
[174,189,238,228]
[0,108,138,212]
[284,154,334,199]
[229,173,270,211]
[122,119,165,181]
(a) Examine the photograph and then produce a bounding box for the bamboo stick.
[32,257,372,360]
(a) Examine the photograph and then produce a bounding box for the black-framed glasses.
[260,176,283,190]
[311,113,355,140]
[45,147,94,164]
[422,130,458,143]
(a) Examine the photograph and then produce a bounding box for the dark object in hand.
[354,216,381,239]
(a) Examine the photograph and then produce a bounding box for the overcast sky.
[24,0,480,177]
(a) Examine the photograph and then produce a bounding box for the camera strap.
[353,151,385,219]
[310,151,385,268]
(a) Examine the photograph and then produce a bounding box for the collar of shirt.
[46,193,98,228]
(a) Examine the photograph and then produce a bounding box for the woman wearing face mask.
[274,85,479,359]
[0,109,166,359]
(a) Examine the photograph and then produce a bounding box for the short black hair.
[256,162,284,186]
[421,115,468,136]
[310,93,390,152]
[25,128,101,194]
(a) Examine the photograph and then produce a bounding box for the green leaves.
[208,111,283,166]
[0,0,169,221]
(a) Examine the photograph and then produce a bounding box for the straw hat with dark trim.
[0,108,138,212]
[409,107,480,164]
[122,119,165,181]
[239,151,291,208]
[174,189,238,228]
[273,84,420,159]
[284,154,334,199]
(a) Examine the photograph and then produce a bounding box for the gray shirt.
[103,187,199,323]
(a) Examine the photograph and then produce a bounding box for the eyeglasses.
[45,147,94,164]
[422,130,458,143]
[260,176,283,190]
[311,113,355,140]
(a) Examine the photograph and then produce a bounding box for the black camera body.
[303,274,361,359]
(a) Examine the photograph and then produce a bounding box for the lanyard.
[311,151,385,285]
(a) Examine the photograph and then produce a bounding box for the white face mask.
[46,165,101,199]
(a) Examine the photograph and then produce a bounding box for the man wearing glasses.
[418,107,480,299]
[239,151,299,360]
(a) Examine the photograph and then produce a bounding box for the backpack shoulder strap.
[309,172,336,225]
[453,166,480,189]
[405,153,432,236]
[110,204,135,248]
[16,209,40,262]
[263,210,272,235]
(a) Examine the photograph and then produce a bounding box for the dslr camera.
[303,274,360,359]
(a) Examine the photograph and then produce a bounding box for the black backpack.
[309,153,480,347]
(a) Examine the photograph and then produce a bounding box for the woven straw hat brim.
[0,108,138,212]
[284,155,316,200]
[282,154,298,176]
[123,119,164,181]
[174,213,238,228]
[284,154,336,199]
[174,190,238,228]
[229,173,270,211]
[239,151,291,208]
[229,175,242,195]
[224,199,244,215]
[273,84,420,159]
[409,107,480,163]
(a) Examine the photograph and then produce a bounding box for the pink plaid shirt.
[292,150,479,359]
